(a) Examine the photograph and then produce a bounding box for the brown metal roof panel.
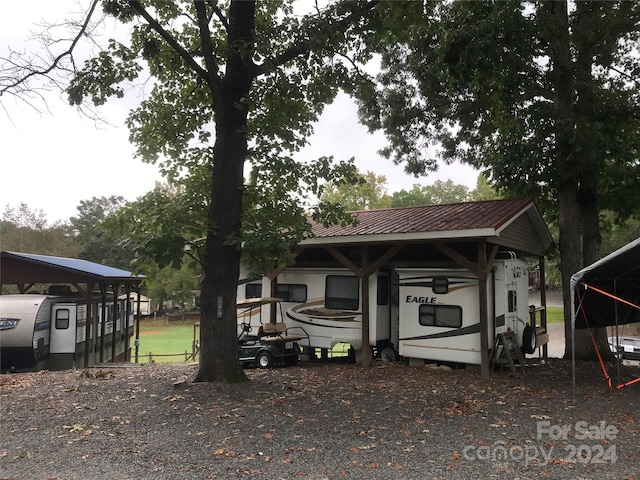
[311,198,535,237]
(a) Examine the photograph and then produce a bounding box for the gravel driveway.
[1,359,638,480]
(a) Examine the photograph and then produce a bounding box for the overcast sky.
[0,1,477,224]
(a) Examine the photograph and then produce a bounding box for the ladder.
[491,331,527,375]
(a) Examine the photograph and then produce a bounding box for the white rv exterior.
[238,257,532,365]
[0,294,134,372]
[397,258,530,365]
[118,292,153,316]
[238,268,393,354]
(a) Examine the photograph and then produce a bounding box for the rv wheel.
[257,352,274,368]
[379,346,397,363]
[521,325,537,355]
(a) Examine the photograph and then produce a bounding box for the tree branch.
[128,0,215,87]
[193,0,223,102]
[210,2,230,34]
[0,0,100,98]
[610,65,640,86]
[253,0,379,78]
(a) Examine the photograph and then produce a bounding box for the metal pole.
[135,284,141,363]
[111,283,118,362]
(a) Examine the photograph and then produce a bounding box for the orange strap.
[576,282,640,390]
[575,285,613,389]
[579,282,640,311]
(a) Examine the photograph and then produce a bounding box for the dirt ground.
[2,358,640,480]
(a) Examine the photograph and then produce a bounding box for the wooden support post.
[478,242,490,378]
[539,256,548,358]
[361,247,371,368]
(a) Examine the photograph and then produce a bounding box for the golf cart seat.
[261,322,300,342]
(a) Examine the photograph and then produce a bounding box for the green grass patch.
[134,318,199,363]
[546,306,564,324]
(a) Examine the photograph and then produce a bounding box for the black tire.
[522,325,537,355]
[379,346,397,363]
[257,351,274,368]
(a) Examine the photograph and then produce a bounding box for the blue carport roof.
[0,251,143,286]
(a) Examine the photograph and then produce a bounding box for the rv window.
[326,276,359,310]
[418,304,462,328]
[55,309,70,329]
[276,284,307,303]
[245,283,262,298]
[377,275,389,306]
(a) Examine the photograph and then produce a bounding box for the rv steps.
[491,332,526,375]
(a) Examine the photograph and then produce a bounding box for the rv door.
[49,304,77,354]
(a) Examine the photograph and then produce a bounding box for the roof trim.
[301,227,499,246]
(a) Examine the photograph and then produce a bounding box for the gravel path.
[2,359,639,480]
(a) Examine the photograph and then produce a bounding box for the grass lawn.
[134,317,199,363]
[132,317,350,363]
[546,306,564,324]
[131,308,566,364]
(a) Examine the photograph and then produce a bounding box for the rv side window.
[326,276,359,310]
[276,284,307,303]
[377,276,389,306]
[245,284,262,298]
[55,309,70,329]
[418,305,462,328]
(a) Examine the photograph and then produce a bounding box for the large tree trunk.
[575,168,612,360]
[570,0,611,361]
[543,0,584,360]
[194,0,256,383]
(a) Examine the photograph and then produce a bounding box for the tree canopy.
[55,0,381,382]
[359,0,640,359]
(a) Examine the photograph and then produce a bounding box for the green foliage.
[1,203,79,258]
[142,260,200,313]
[69,195,135,269]
[469,174,501,202]
[102,183,207,270]
[391,179,470,208]
[320,170,392,212]
[599,212,640,256]
[68,40,142,106]
[66,0,377,280]
[361,1,640,223]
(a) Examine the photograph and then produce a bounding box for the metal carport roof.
[570,238,640,329]
[0,251,143,289]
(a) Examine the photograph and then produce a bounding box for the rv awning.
[570,238,640,329]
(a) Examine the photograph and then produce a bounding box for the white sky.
[0,1,477,224]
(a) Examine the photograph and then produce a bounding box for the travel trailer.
[118,292,153,317]
[0,293,134,372]
[238,256,536,365]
